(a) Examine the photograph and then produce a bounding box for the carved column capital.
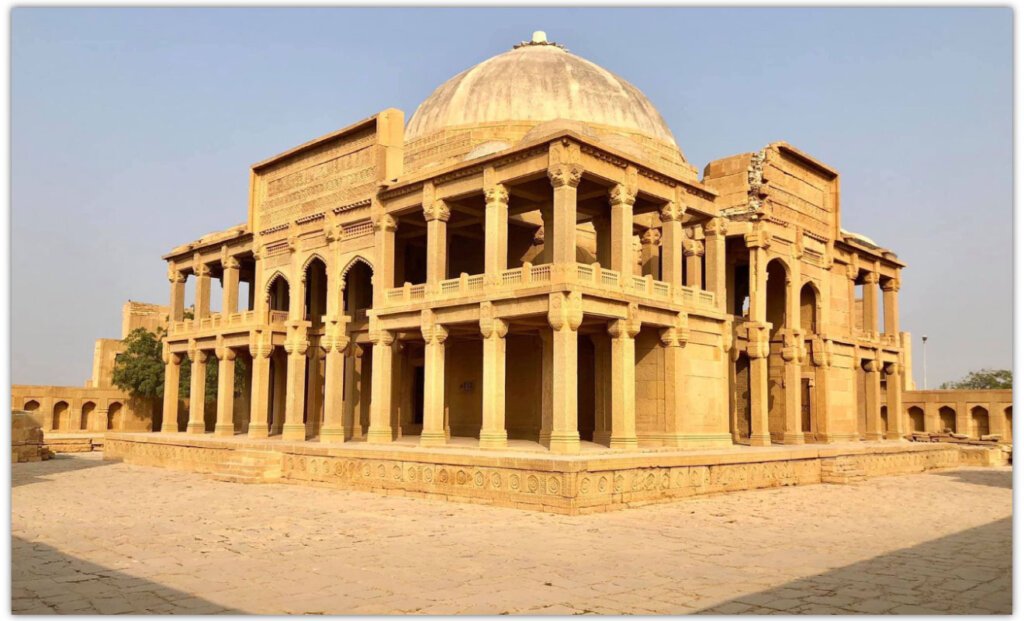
[222,255,240,271]
[609,183,637,207]
[167,267,186,284]
[484,183,509,206]
[369,327,395,347]
[683,238,705,258]
[373,213,398,233]
[547,291,583,332]
[659,201,685,223]
[744,228,771,250]
[703,217,727,238]
[547,164,583,189]
[641,228,661,247]
[187,343,208,364]
[479,301,508,339]
[423,199,451,223]
[882,277,901,293]
[862,271,880,285]
[420,309,449,345]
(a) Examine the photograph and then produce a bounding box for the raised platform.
[44,433,105,453]
[102,433,1005,514]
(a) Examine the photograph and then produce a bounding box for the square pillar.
[366,328,395,443]
[590,334,611,446]
[683,237,704,289]
[484,184,509,281]
[247,340,272,439]
[782,358,805,444]
[609,183,636,277]
[863,359,884,440]
[281,337,308,441]
[320,331,349,443]
[372,214,397,307]
[168,268,186,323]
[271,351,286,435]
[161,352,181,432]
[420,312,448,447]
[593,215,611,269]
[547,164,582,266]
[424,200,450,288]
[538,203,554,265]
[884,362,905,439]
[703,218,727,308]
[304,346,323,437]
[659,202,684,287]
[193,262,211,324]
[214,345,236,437]
[747,325,772,447]
[545,292,582,454]
[883,276,900,337]
[608,317,639,449]
[862,272,880,336]
[344,346,364,439]
[479,309,508,449]
[221,256,240,315]
[186,347,208,434]
[640,229,661,278]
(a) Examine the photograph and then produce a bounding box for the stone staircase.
[209,450,282,484]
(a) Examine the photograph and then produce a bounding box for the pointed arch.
[22,399,39,413]
[52,400,69,431]
[107,402,123,431]
[81,401,96,431]
[765,258,790,337]
[799,280,822,334]
[263,270,290,295]
[339,254,375,280]
[300,252,329,275]
[264,271,291,313]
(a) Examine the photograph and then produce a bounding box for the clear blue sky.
[12,7,1012,387]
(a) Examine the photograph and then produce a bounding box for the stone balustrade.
[168,309,289,338]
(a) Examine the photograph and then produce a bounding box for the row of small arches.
[22,399,123,431]
[905,404,1012,439]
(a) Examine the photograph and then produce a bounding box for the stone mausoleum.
[103,33,1010,513]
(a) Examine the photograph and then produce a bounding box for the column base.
[864,432,885,441]
[281,424,307,442]
[160,424,178,434]
[609,436,638,450]
[319,427,346,443]
[478,431,508,449]
[748,433,772,447]
[213,424,235,437]
[592,431,611,446]
[366,427,393,444]
[248,426,269,440]
[419,430,447,447]
[885,432,906,441]
[186,423,205,434]
[781,432,805,445]
[270,425,284,436]
[547,432,581,454]
[663,433,734,450]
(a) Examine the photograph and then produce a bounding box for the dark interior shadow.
[691,517,1012,615]
[12,454,114,488]
[11,536,241,614]
[932,468,1013,490]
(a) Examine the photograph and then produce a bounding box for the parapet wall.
[902,389,1012,441]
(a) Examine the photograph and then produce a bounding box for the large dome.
[404,33,687,173]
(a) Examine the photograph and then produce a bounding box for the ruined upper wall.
[703,142,840,241]
[249,109,404,237]
[121,301,169,338]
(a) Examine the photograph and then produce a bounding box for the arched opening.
[302,258,329,437]
[908,406,925,432]
[765,259,788,338]
[267,273,290,313]
[303,257,328,327]
[107,402,122,431]
[343,259,374,321]
[733,353,752,442]
[800,283,818,333]
[971,405,989,439]
[1004,406,1012,442]
[880,405,889,435]
[81,402,95,431]
[23,399,39,413]
[52,401,68,431]
[939,406,957,433]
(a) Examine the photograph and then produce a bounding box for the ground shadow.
[690,517,1012,615]
[932,468,1013,490]
[11,536,241,614]
[12,454,114,488]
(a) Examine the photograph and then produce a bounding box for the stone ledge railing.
[169,309,289,336]
[383,262,716,310]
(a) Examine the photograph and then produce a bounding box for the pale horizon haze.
[11,7,1013,388]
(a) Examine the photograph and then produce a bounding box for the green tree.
[112,326,248,401]
[940,368,1013,390]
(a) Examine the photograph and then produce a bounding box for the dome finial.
[513,31,565,50]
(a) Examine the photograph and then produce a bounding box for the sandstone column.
[424,199,450,290]
[271,351,286,435]
[214,342,236,437]
[161,350,181,432]
[281,334,308,441]
[221,255,240,316]
[186,345,208,434]
[609,183,636,279]
[547,163,582,267]
[782,257,804,444]
[640,229,661,279]
[590,334,611,446]
[479,305,508,449]
[366,327,395,443]
[247,338,272,439]
[168,268,186,324]
[344,346,364,439]
[863,359,883,441]
[703,217,728,309]
[661,322,688,447]
[884,362,905,439]
[420,311,448,447]
[545,292,582,454]
[683,236,704,289]
[882,275,900,337]
[484,184,509,282]
[193,261,211,326]
[745,225,772,447]
[593,214,611,269]
[862,272,879,337]
[320,328,349,443]
[372,214,397,307]
[608,316,639,449]
[659,201,684,287]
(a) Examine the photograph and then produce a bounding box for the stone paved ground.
[11,454,1012,615]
